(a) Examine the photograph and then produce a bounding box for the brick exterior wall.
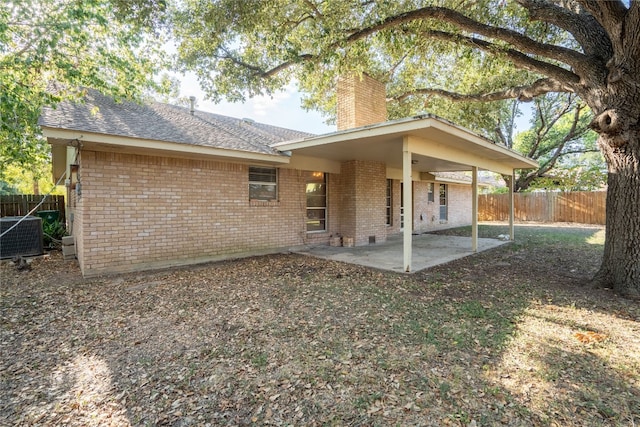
[413,182,472,232]
[336,74,387,130]
[336,160,387,246]
[382,180,472,235]
[70,150,474,276]
[74,151,309,276]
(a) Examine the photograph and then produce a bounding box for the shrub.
[43,220,67,247]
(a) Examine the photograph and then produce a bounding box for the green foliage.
[0,0,168,170]
[0,163,65,196]
[43,219,67,247]
[527,154,607,192]
[0,180,18,195]
[511,94,605,191]
[170,0,575,138]
[490,186,510,195]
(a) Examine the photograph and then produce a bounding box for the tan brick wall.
[413,182,472,232]
[384,180,473,235]
[76,151,308,276]
[445,183,473,228]
[337,160,387,246]
[72,150,474,276]
[336,74,387,131]
[71,185,85,271]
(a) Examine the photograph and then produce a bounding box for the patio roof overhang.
[275,115,537,273]
[274,115,538,176]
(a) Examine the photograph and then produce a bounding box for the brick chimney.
[336,73,387,131]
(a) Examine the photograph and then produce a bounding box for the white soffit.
[276,116,538,172]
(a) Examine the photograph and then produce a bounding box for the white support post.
[508,171,515,241]
[403,137,413,272]
[471,166,478,252]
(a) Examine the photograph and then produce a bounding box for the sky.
[177,73,533,139]
[178,76,336,135]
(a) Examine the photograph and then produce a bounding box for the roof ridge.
[157,103,274,153]
[193,110,281,154]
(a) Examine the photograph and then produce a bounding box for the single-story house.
[40,75,537,277]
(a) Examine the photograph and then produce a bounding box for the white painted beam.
[403,137,413,272]
[508,172,515,241]
[472,166,478,252]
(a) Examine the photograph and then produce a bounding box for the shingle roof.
[38,89,314,156]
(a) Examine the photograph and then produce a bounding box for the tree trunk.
[584,43,640,298]
[592,132,640,298]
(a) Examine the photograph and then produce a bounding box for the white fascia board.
[428,119,538,169]
[274,116,538,170]
[42,127,290,164]
[272,117,427,150]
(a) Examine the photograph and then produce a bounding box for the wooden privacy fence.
[0,195,66,223]
[479,191,606,225]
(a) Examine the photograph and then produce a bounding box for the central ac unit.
[0,216,44,259]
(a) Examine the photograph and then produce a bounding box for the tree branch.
[343,6,588,70]
[535,95,576,146]
[576,0,628,33]
[216,49,264,74]
[391,78,573,104]
[420,30,580,85]
[557,148,601,156]
[530,101,546,158]
[537,103,584,174]
[515,0,612,60]
[256,6,586,82]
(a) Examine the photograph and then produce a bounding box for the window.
[386,179,392,225]
[249,166,277,200]
[439,183,448,221]
[306,172,327,232]
[427,182,435,203]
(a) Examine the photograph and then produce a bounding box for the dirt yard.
[1,224,638,426]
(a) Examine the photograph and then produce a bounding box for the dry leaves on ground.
[1,225,639,426]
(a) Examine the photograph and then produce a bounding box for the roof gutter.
[42,127,291,165]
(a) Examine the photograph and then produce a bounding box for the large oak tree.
[171,0,640,297]
[0,0,166,173]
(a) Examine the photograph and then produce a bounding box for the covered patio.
[276,114,538,272]
[294,231,508,273]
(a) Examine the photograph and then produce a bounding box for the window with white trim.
[249,166,277,201]
[427,182,435,203]
[439,183,448,221]
[306,172,327,232]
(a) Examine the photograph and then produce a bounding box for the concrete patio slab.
[294,233,508,273]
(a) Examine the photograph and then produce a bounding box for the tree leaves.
[0,0,167,172]
[170,0,583,139]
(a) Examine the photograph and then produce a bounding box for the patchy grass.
[1,224,638,426]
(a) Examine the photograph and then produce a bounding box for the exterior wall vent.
[0,216,44,259]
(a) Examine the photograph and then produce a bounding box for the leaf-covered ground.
[1,224,639,426]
